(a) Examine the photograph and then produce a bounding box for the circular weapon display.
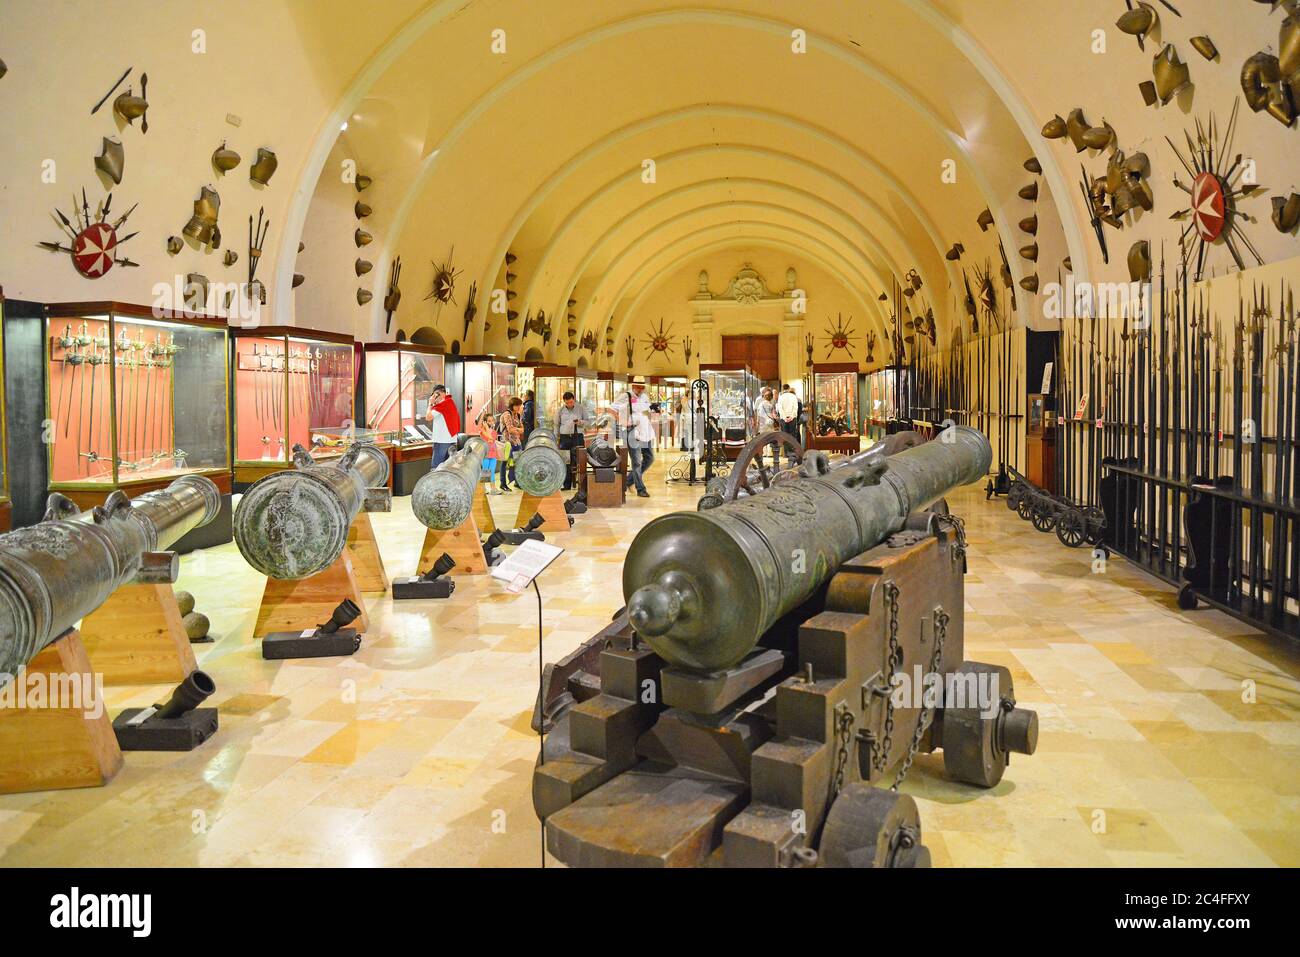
[39,188,139,279]
[1167,103,1264,281]
[639,317,678,359]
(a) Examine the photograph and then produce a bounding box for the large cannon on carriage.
[532,427,1038,867]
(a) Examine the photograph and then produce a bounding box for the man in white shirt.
[620,378,654,497]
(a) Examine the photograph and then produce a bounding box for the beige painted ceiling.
[4,0,1296,363]
[309,0,1067,355]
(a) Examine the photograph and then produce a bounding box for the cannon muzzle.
[234,443,389,580]
[155,670,216,720]
[513,428,567,496]
[411,437,488,530]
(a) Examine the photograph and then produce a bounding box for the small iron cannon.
[533,428,1038,867]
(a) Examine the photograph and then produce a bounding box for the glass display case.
[461,355,517,427]
[44,301,230,492]
[514,362,542,403]
[534,366,598,433]
[863,365,911,441]
[648,375,688,448]
[699,363,760,444]
[808,362,861,455]
[593,371,629,442]
[363,342,446,447]
[232,327,359,482]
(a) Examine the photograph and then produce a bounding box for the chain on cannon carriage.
[531,427,1038,867]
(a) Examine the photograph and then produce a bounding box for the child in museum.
[476,407,502,494]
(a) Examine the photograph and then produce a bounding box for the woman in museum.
[498,396,524,492]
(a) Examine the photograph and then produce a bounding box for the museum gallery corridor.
[0,475,1295,868]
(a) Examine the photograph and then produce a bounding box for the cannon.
[627,426,991,672]
[512,428,568,497]
[0,475,221,684]
[534,427,1039,867]
[233,443,391,579]
[697,430,925,510]
[410,435,488,530]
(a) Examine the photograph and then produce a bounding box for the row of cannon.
[0,428,570,682]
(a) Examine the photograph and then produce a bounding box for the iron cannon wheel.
[1016,497,1035,521]
[817,784,929,868]
[942,661,1014,789]
[717,429,805,502]
[1055,508,1087,547]
[1030,502,1057,532]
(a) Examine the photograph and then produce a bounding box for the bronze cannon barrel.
[624,425,991,672]
[234,443,390,580]
[411,436,488,530]
[0,475,221,683]
[512,428,568,497]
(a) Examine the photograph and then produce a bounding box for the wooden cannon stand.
[533,518,1037,867]
[0,630,123,794]
[578,446,628,508]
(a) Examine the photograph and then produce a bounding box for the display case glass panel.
[45,303,230,489]
[363,344,446,446]
[811,367,859,438]
[462,357,518,426]
[700,364,759,442]
[233,329,356,466]
[648,376,688,447]
[534,367,597,432]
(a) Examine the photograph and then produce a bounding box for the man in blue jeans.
[623,378,654,498]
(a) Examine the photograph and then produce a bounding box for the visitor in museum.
[498,396,525,492]
[776,384,801,463]
[621,377,655,498]
[754,386,777,466]
[426,384,461,469]
[521,389,536,442]
[557,391,588,490]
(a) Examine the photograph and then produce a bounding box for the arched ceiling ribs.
[572,206,892,343]
[551,182,918,340]
[899,0,1091,296]
[599,230,887,363]
[270,0,465,325]
[581,218,893,351]
[525,147,944,325]
[350,9,1030,339]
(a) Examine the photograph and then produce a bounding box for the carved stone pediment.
[693,263,795,304]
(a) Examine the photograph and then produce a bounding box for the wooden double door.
[721,334,780,385]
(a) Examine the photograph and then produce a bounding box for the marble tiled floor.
[2,464,1298,867]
